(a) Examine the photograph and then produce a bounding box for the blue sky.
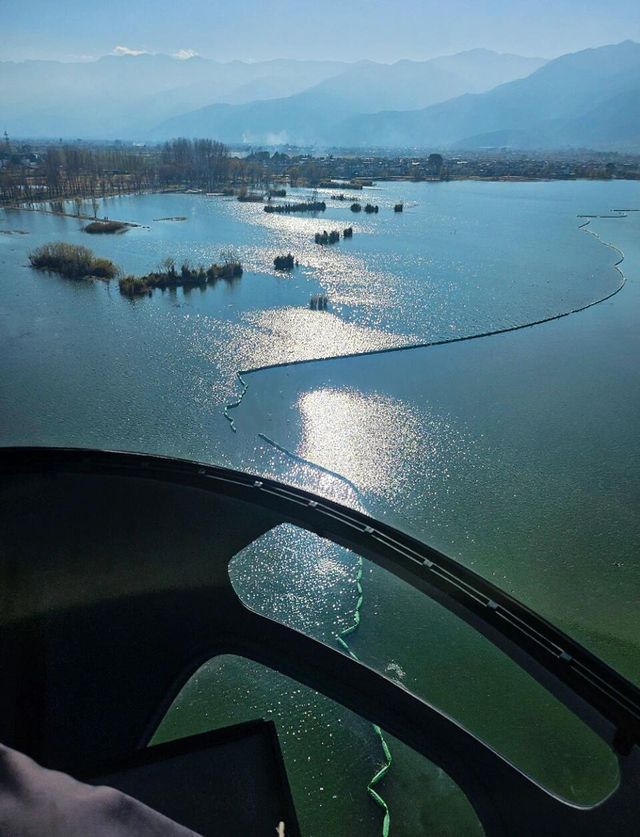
[2,0,639,62]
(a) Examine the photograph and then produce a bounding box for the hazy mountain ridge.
[0,54,350,138]
[4,43,638,151]
[152,50,546,143]
[1,49,545,141]
[341,41,640,150]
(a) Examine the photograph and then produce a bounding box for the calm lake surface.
[2,180,639,835]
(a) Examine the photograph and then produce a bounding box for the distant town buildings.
[1,135,639,205]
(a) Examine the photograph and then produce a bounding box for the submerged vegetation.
[350,202,379,213]
[309,293,329,311]
[118,255,243,297]
[274,253,295,271]
[332,193,363,202]
[29,242,118,280]
[83,220,129,234]
[319,180,363,190]
[314,227,354,245]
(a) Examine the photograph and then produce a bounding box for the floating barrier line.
[257,433,361,494]
[223,371,248,432]
[337,556,392,837]
[223,214,627,433]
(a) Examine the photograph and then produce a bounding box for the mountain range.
[0,54,351,138]
[153,50,545,144]
[2,41,639,151]
[0,49,544,142]
[342,40,640,150]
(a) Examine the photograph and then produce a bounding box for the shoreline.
[5,183,636,241]
[3,173,640,216]
[3,202,145,228]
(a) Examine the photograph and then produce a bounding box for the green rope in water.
[337,556,392,837]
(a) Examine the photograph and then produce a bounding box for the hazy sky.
[2,0,639,63]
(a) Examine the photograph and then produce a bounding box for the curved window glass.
[153,655,485,837]
[229,524,619,805]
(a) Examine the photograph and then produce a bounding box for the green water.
[2,181,639,834]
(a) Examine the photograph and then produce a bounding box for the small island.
[274,253,295,271]
[29,241,243,299]
[119,257,243,297]
[83,220,129,234]
[29,242,118,279]
[364,203,379,214]
[264,201,326,214]
[314,230,340,245]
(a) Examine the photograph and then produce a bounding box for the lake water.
[1,180,639,835]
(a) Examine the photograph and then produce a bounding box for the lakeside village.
[2,134,640,206]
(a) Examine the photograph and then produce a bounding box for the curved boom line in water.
[257,433,362,495]
[223,216,626,433]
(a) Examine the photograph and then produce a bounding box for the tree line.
[0,138,277,204]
